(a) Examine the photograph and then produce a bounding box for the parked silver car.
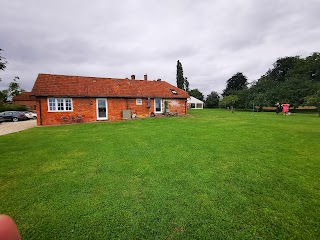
[23,111,37,119]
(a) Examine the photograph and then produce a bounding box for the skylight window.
[171,89,177,94]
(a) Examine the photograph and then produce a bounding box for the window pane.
[98,99,105,107]
[136,98,142,105]
[65,99,72,110]
[49,99,56,111]
[155,99,161,112]
[98,99,106,118]
[57,99,64,110]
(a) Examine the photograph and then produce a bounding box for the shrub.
[0,104,28,112]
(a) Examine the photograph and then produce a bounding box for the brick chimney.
[131,75,135,80]
[144,74,147,80]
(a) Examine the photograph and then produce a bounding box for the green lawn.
[1,109,319,239]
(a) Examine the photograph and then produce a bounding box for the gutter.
[33,95,189,99]
[38,98,42,126]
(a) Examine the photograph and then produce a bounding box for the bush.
[0,104,28,112]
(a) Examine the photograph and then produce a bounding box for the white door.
[96,98,108,120]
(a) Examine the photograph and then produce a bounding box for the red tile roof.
[12,92,35,101]
[32,74,189,99]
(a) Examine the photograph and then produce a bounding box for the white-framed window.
[136,98,142,105]
[48,98,73,112]
[154,98,162,113]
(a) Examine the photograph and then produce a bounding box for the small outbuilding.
[187,96,204,109]
[12,92,37,111]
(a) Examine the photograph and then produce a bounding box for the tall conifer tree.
[176,60,184,89]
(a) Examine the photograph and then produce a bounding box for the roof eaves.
[33,94,189,99]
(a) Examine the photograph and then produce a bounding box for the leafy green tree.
[243,53,319,109]
[278,77,316,107]
[0,90,8,103]
[269,56,301,82]
[218,53,320,109]
[305,91,320,115]
[305,52,320,82]
[222,72,248,96]
[219,95,239,108]
[7,76,24,97]
[249,76,282,106]
[235,88,253,109]
[205,91,220,108]
[0,48,8,81]
[0,48,8,101]
[188,88,204,101]
[0,49,24,102]
[252,93,269,110]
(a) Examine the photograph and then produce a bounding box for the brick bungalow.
[31,74,189,126]
[12,92,37,111]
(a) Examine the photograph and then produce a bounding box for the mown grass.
[0,109,319,239]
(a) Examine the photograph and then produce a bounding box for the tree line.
[176,53,320,112]
[1,49,319,113]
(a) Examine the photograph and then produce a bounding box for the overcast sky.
[1,0,319,96]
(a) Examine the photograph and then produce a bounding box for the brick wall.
[13,100,37,111]
[36,97,187,126]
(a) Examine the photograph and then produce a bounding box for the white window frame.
[48,98,73,112]
[154,98,162,113]
[136,98,142,105]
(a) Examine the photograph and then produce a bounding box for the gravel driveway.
[0,120,37,136]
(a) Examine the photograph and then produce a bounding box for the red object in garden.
[282,104,289,113]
